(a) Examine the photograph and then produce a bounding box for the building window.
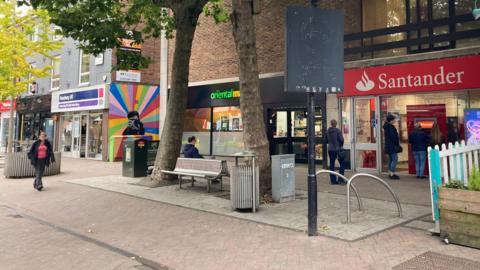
[52,25,62,41]
[79,51,90,85]
[30,26,39,42]
[27,63,37,95]
[51,57,60,91]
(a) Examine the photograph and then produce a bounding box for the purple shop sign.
[58,99,99,109]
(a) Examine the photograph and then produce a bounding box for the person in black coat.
[28,131,55,191]
[183,136,203,159]
[383,114,401,180]
[409,123,429,179]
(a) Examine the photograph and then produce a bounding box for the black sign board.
[285,6,344,93]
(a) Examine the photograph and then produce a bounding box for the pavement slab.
[66,175,430,241]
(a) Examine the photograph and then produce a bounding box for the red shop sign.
[340,55,480,97]
[0,99,16,112]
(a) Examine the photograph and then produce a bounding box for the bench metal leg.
[207,178,211,193]
[191,176,194,187]
[179,176,182,189]
[220,177,223,192]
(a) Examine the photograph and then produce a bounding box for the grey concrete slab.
[66,175,430,241]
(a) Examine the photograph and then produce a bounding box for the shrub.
[444,180,467,190]
[468,166,480,191]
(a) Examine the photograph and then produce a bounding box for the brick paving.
[0,158,479,270]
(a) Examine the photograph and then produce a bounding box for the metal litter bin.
[230,152,260,212]
[271,154,295,203]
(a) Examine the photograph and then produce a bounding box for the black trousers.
[34,158,47,188]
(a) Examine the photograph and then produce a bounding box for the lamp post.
[307,0,318,237]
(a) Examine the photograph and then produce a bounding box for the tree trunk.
[231,0,271,195]
[148,1,207,186]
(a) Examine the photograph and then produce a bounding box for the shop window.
[51,56,60,91]
[380,92,467,173]
[182,108,211,155]
[291,110,306,137]
[273,111,287,138]
[212,107,243,155]
[61,115,73,153]
[340,98,352,145]
[79,51,90,85]
[88,113,103,159]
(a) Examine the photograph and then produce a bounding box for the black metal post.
[307,92,317,236]
[307,0,318,237]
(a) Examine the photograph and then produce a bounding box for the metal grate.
[393,252,480,270]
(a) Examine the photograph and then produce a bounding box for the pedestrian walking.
[183,136,203,159]
[383,114,401,180]
[409,123,428,179]
[326,119,346,185]
[28,131,55,191]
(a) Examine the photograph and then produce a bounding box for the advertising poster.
[464,109,480,145]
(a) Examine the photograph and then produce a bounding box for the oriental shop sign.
[210,89,240,100]
[341,55,480,97]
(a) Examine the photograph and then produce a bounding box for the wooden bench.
[161,158,227,192]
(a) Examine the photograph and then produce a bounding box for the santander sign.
[341,55,480,97]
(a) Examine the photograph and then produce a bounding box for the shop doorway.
[267,107,323,163]
[352,97,380,173]
[64,112,103,159]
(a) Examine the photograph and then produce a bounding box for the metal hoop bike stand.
[347,173,403,223]
[316,170,363,211]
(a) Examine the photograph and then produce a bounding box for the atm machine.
[406,104,447,175]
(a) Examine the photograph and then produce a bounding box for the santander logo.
[355,71,375,91]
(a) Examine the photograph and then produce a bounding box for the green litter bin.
[122,138,148,177]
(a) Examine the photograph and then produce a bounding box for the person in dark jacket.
[325,119,346,185]
[409,123,428,179]
[183,136,203,159]
[28,131,55,191]
[383,114,401,180]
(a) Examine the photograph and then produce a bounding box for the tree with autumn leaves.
[0,0,62,152]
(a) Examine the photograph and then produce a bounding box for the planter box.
[439,187,480,249]
[3,152,61,178]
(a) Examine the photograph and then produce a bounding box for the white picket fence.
[427,140,480,231]
[429,140,480,185]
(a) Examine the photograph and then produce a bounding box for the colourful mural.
[108,83,160,161]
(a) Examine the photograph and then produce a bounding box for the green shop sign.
[210,89,240,100]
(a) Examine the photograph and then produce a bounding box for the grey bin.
[230,153,260,212]
[271,154,296,203]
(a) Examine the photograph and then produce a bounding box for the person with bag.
[325,119,346,185]
[408,123,428,179]
[28,131,55,191]
[383,114,401,180]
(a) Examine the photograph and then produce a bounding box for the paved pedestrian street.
[1,158,479,270]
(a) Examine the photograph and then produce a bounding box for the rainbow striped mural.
[109,83,160,139]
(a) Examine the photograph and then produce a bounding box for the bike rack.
[347,173,403,223]
[316,170,363,211]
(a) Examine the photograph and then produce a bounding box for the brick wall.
[111,36,161,86]
[167,0,362,84]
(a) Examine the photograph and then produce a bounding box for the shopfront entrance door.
[268,107,323,163]
[72,115,81,158]
[353,97,380,173]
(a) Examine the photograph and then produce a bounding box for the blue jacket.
[409,128,428,152]
[183,144,202,158]
[383,122,400,154]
